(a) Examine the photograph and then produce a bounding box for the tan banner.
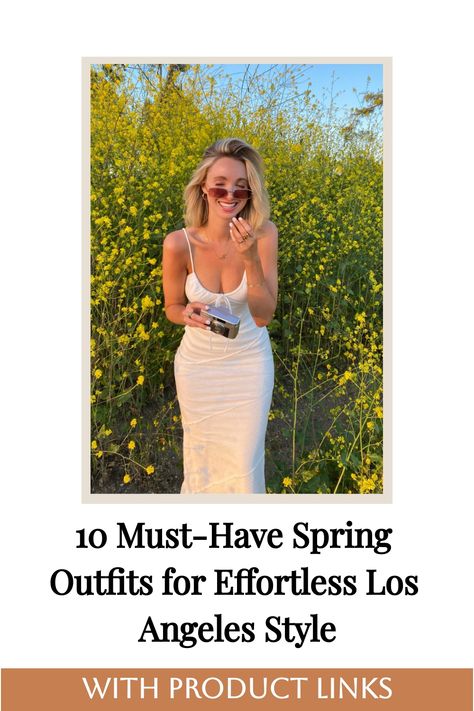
[2,668,472,710]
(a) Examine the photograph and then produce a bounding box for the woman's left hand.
[229,217,258,260]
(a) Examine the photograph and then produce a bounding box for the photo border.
[82,56,392,504]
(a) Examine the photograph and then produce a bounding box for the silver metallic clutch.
[200,305,240,339]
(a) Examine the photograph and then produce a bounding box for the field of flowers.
[90,63,383,494]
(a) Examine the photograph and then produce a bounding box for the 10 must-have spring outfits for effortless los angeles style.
[174,228,274,494]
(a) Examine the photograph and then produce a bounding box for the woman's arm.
[230,218,278,327]
[162,231,209,329]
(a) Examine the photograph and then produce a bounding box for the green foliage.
[90,64,383,494]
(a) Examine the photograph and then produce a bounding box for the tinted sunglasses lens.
[208,188,251,199]
[208,188,227,198]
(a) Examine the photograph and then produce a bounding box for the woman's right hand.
[183,302,211,329]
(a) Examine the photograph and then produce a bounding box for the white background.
[1,0,473,670]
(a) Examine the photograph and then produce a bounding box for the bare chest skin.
[187,227,246,294]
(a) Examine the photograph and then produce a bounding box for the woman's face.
[202,156,250,220]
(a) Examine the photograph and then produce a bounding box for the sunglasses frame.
[207,186,252,200]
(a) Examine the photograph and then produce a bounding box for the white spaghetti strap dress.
[174,228,274,493]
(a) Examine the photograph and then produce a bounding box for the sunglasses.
[207,187,252,200]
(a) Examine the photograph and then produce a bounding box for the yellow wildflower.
[136,324,150,340]
[145,465,155,475]
[282,477,292,487]
[128,441,136,451]
[136,375,144,386]
[130,418,137,428]
[141,295,154,310]
[123,473,131,484]
[359,478,376,493]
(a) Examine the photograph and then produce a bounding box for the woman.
[162,138,278,493]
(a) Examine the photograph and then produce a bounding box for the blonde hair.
[184,138,270,232]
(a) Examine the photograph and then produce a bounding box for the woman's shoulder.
[257,219,278,240]
[163,228,187,253]
[163,226,204,248]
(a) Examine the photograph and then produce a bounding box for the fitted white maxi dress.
[174,228,274,493]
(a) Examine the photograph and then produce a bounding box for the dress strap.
[182,228,195,274]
